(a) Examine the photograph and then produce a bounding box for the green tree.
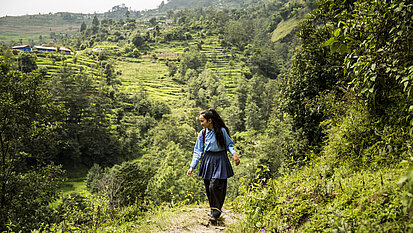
[226,76,248,133]
[224,19,254,50]
[244,75,266,131]
[80,21,86,32]
[281,6,346,154]
[0,58,64,231]
[17,52,37,73]
[44,68,122,169]
[145,142,204,204]
[92,15,100,26]
[187,69,228,109]
[132,34,145,48]
[178,48,207,77]
[326,0,413,119]
[149,17,157,26]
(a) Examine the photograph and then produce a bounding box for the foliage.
[85,163,104,193]
[44,68,123,168]
[17,51,38,73]
[4,0,413,231]
[145,142,204,205]
[230,0,413,231]
[186,69,228,109]
[325,0,413,122]
[0,58,64,232]
[232,155,410,232]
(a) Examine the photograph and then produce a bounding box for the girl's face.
[199,115,213,129]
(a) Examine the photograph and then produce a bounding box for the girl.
[187,108,240,222]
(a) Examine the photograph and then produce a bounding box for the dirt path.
[146,206,240,233]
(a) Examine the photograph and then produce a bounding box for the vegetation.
[0,0,412,231]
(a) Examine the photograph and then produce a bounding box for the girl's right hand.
[187,167,194,176]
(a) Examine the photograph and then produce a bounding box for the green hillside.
[0,13,91,45]
[1,0,412,232]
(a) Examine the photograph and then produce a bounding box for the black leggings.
[204,178,227,218]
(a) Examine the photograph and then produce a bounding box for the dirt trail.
[155,207,240,233]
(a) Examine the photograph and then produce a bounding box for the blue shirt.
[190,127,236,169]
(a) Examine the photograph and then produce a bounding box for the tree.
[281,5,346,154]
[0,58,64,231]
[187,69,228,109]
[80,21,86,32]
[167,10,174,19]
[132,34,145,48]
[17,52,37,73]
[92,15,100,26]
[149,17,157,26]
[145,142,204,204]
[226,76,248,132]
[224,19,254,50]
[179,48,207,76]
[244,75,266,131]
[44,68,123,169]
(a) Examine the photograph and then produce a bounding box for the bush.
[0,164,64,232]
[86,160,154,207]
[232,155,410,232]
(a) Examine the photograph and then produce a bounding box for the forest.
[1,0,412,232]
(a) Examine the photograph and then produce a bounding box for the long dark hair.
[201,108,230,149]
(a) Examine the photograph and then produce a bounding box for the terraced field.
[116,58,185,102]
[29,31,241,103]
[117,34,242,101]
[36,52,100,79]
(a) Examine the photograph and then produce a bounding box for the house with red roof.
[12,45,32,52]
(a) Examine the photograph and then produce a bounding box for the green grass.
[116,59,185,102]
[35,52,100,79]
[0,13,90,44]
[271,17,304,42]
[61,178,88,195]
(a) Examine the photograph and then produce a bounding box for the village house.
[33,46,58,52]
[12,45,73,54]
[59,47,73,54]
[12,45,32,52]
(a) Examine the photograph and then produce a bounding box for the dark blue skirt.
[198,151,234,180]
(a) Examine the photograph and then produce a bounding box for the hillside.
[1,0,412,232]
[160,0,259,10]
[0,13,91,45]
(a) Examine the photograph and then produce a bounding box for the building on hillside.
[59,47,73,54]
[166,20,173,26]
[12,45,32,52]
[33,46,57,52]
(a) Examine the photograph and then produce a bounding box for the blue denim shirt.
[190,127,236,169]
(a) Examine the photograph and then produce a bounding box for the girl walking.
[187,108,240,222]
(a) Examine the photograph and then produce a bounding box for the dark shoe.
[209,216,217,223]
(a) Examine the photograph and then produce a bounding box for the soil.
[154,207,240,233]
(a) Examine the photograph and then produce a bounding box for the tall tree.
[92,15,100,26]
[17,52,37,73]
[0,58,64,231]
[80,21,87,32]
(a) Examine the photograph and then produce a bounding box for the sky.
[0,0,165,17]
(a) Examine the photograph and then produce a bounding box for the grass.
[119,34,243,99]
[0,13,90,45]
[35,52,100,79]
[271,16,304,42]
[61,178,88,194]
[116,58,185,102]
